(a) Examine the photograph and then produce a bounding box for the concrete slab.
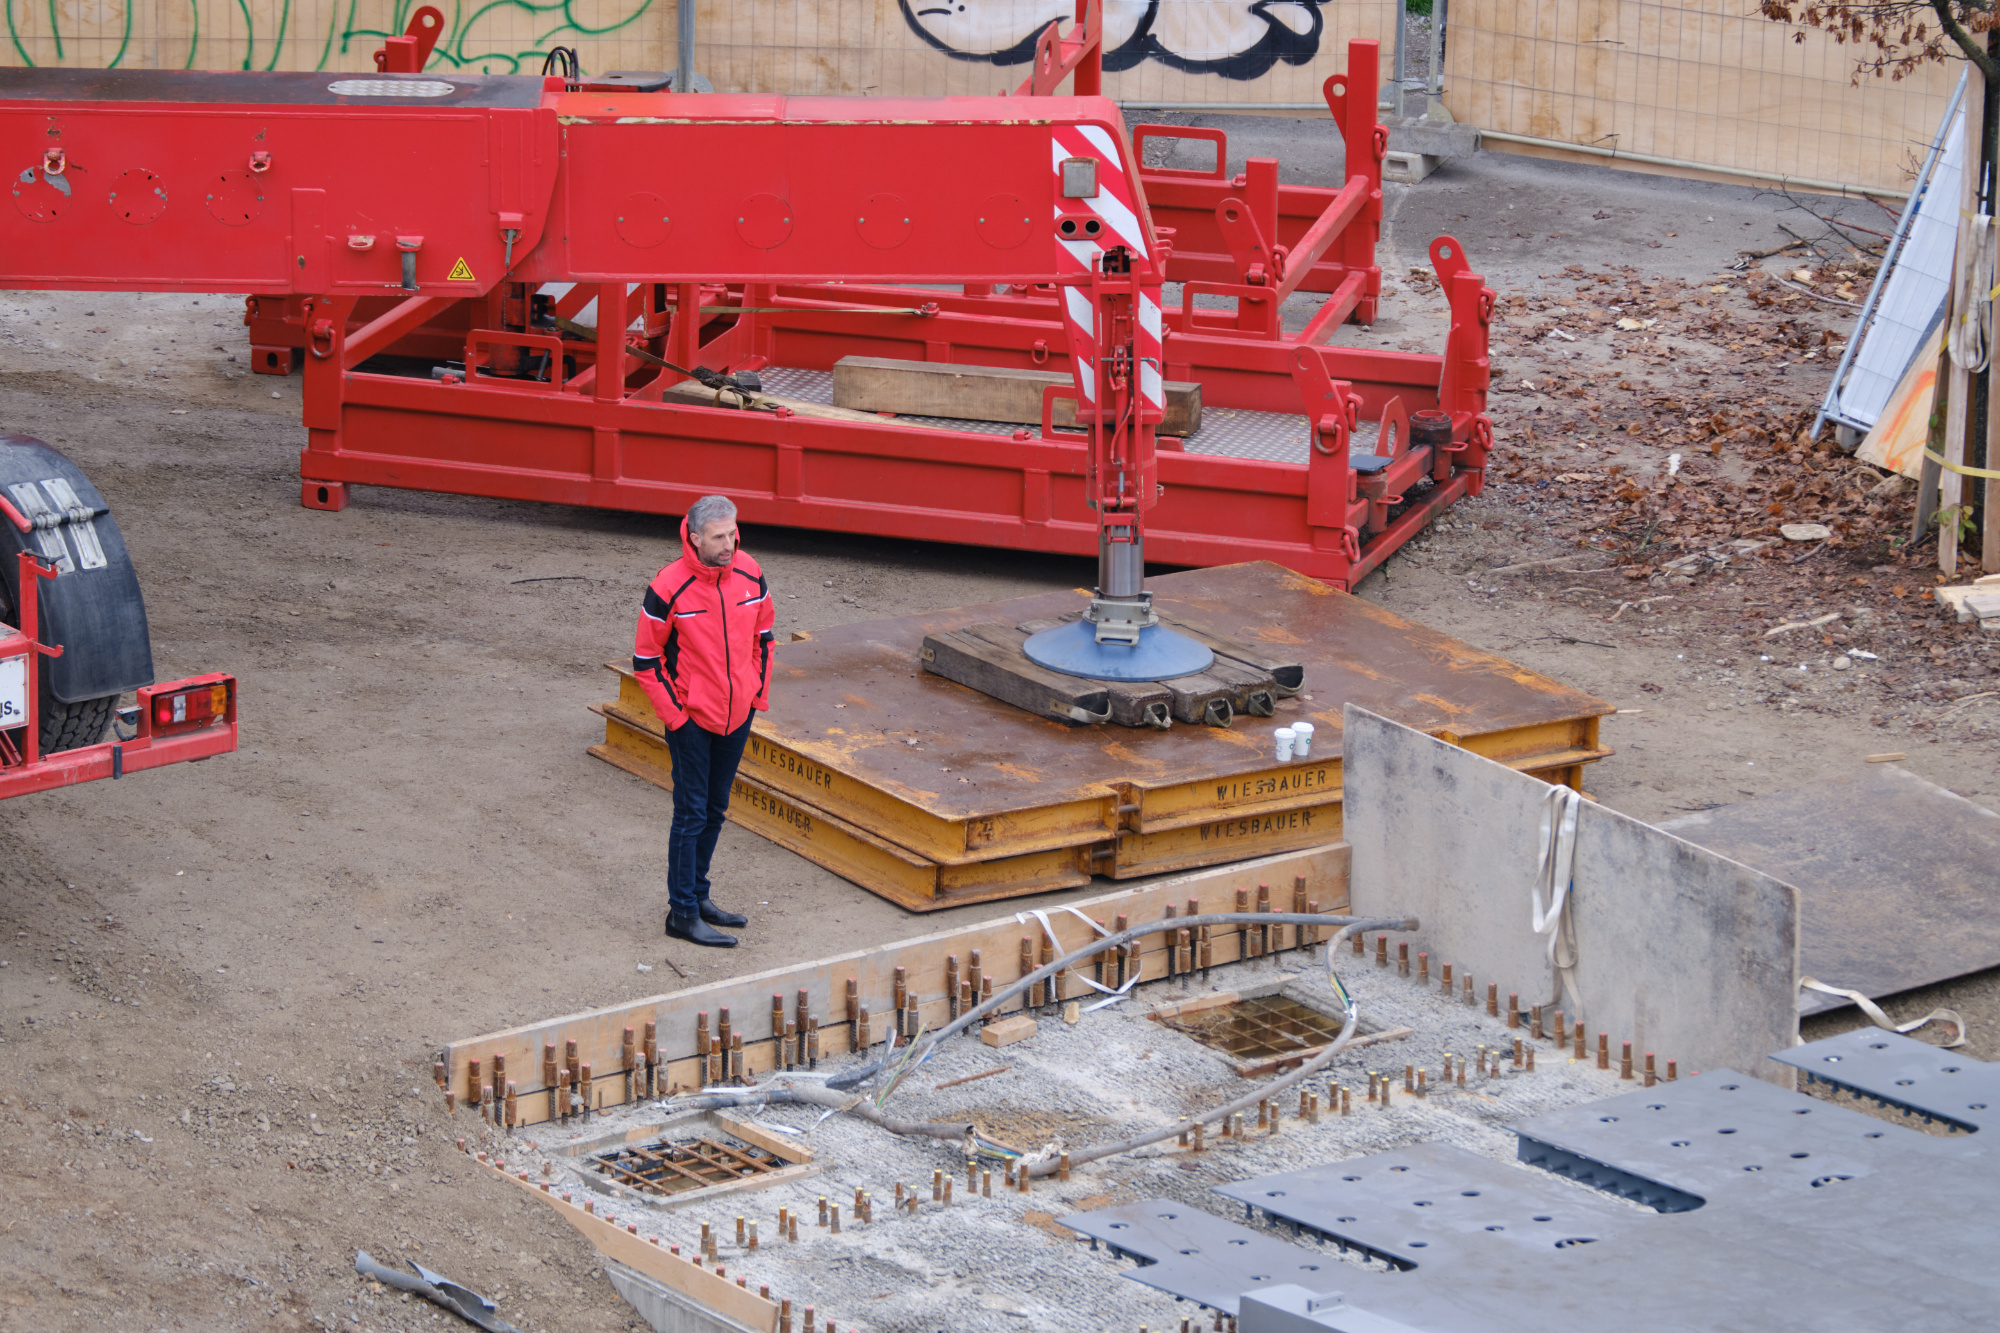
[1343,707,1800,1084]
[1659,765,2000,1014]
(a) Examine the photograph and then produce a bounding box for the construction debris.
[353,1252,521,1332]
[459,921,1630,1333]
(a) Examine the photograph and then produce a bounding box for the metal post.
[1429,0,1447,99]
[1390,0,1406,106]
[676,0,695,92]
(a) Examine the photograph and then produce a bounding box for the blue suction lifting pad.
[1022,619,1215,682]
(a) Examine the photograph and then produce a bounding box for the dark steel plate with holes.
[1513,1069,1912,1209]
[1193,1032,2000,1332]
[1772,1026,2000,1131]
[1218,1139,1638,1268]
[1056,1199,1340,1315]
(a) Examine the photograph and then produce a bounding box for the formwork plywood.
[442,845,1352,1128]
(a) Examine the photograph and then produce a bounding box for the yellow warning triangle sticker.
[446,257,476,282]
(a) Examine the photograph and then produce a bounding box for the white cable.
[1799,978,1967,1048]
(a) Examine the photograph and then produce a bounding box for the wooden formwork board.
[476,1156,780,1333]
[441,847,1351,1130]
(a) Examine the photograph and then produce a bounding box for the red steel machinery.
[0,9,1494,592]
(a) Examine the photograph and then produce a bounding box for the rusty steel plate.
[591,562,1611,906]
[1660,764,2000,1016]
[747,562,1610,842]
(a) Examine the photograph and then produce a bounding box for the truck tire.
[0,437,153,755]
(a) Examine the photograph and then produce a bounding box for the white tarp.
[1820,71,1966,434]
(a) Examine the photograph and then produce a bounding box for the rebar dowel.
[661,915,1411,1177]
[821,913,1415,1094]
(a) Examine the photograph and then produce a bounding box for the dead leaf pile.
[1495,414,1911,568]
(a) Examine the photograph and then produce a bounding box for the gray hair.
[686,494,738,535]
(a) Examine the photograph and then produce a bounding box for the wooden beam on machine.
[831,355,1204,437]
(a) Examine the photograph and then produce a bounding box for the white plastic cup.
[1291,721,1315,759]
[1273,727,1296,763]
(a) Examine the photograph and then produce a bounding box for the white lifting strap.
[1017,906,1142,1012]
[1534,784,1582,1009]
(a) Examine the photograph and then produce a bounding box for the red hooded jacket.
[632,520,775,734]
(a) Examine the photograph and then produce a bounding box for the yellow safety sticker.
[446,257,476,282]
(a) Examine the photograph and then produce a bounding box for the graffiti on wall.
[2,0,652,72]
[900,0,1325,79]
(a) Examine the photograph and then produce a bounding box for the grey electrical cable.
[673,1083,973,1141]
[827,911,1417,1094]
[1027,927,1362,1178]
[661,913,1414,1177]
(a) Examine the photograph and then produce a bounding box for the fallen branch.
[1763,612,1841,638]
[1609,596,1673,621]
[1937,691,2000,719]
[1769,276,1863,308]
[1737,238,1809,262]
[932,1066,1012,1092]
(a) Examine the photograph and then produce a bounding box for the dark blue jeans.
[664,715,753,918]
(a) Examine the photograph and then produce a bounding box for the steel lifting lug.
[1312,414,1348,456]
[1030,339,1049,364]
[247,151,271,174]
[42,147,64,176]
[308,318,337,360]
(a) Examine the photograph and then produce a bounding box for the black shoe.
[666,911,737,948]
[698,899,748,928]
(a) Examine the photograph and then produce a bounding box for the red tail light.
[152,682,229,731]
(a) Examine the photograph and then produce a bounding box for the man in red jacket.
[633,495,776,947]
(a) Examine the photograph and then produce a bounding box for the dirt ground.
[0,138,1993,1333]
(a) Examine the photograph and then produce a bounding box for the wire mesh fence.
[0,0,1394,105]
[1441,0,1957,195]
